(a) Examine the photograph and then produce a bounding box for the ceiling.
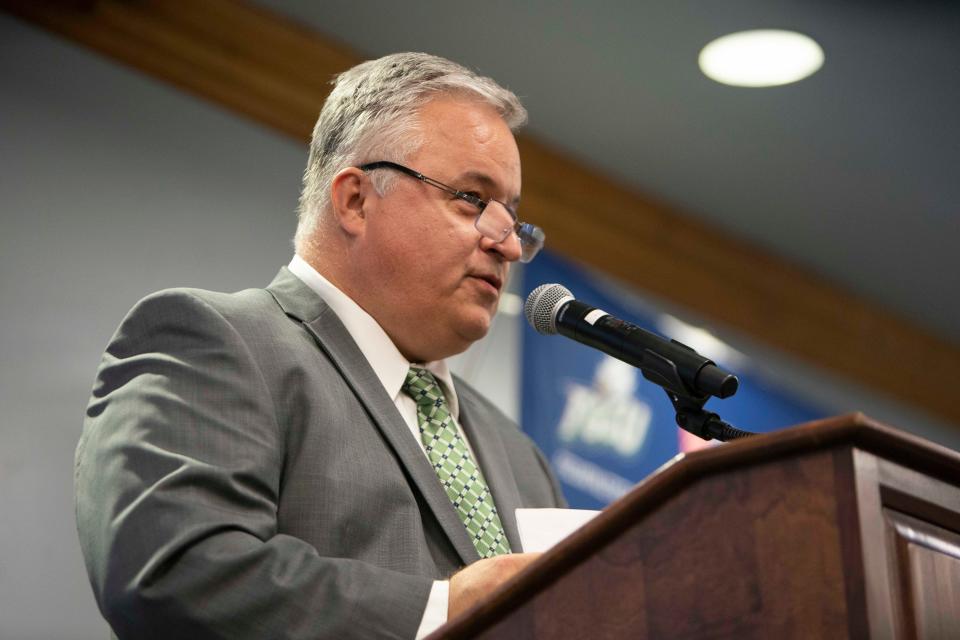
[259,0,960,346]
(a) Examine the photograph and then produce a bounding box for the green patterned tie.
[402,367,511,558]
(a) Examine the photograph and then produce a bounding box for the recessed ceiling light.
[698,29,824,88]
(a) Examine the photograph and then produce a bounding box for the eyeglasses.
[358,160,545,263]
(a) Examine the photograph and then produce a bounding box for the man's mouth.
[471,273,503,294]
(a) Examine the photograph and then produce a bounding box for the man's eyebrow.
[451,170,521,207]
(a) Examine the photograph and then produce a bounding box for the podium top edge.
[673,412,960,483]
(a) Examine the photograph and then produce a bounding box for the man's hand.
[448,552,542,619]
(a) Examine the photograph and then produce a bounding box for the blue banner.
[521,251,827,509]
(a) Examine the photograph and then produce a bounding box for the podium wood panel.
[431,414,960,639]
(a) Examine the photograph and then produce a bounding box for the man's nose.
[480,228,522,262]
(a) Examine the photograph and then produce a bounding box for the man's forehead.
[417,98,517,150]
[413,98,522,196]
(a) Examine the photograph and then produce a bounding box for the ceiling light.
[698,29,824,87]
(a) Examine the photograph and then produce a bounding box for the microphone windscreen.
[524,283,573,335]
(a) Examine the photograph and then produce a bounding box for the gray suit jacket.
[76,268,565,640]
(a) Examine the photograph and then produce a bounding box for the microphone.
[524,284,738,400]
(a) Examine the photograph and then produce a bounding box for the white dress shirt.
[289,254,471,638]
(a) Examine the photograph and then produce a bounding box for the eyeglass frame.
[357,160,545,263]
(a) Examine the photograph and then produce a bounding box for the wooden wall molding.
[5,0,959,427]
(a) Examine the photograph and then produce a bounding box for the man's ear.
[329,167,372,236]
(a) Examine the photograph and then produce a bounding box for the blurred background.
[2,1,958,637]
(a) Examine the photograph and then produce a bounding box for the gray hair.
[294,52,528,250]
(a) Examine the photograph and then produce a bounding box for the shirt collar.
[288,254,459,418]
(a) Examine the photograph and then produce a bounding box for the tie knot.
[402,367,445,408]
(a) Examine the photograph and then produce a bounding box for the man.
[76,52,565,639]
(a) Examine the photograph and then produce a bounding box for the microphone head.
[524,283,574,335]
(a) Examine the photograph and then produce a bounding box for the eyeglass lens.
[475,201,543,263]
[475,201,514,243]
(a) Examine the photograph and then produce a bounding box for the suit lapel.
[266,268,481,566]
[456,388,524,553]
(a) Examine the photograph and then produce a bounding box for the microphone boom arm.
[667,391,755,442]
[641,340,755,442]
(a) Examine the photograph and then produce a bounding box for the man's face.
[357,97,523,362]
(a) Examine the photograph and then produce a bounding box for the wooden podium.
[432,414,960,639]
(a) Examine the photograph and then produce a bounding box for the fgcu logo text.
[555,356,652,457]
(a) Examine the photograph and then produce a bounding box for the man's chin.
[455,311,495,345]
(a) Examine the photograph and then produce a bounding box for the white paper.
[515,508,601,553]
